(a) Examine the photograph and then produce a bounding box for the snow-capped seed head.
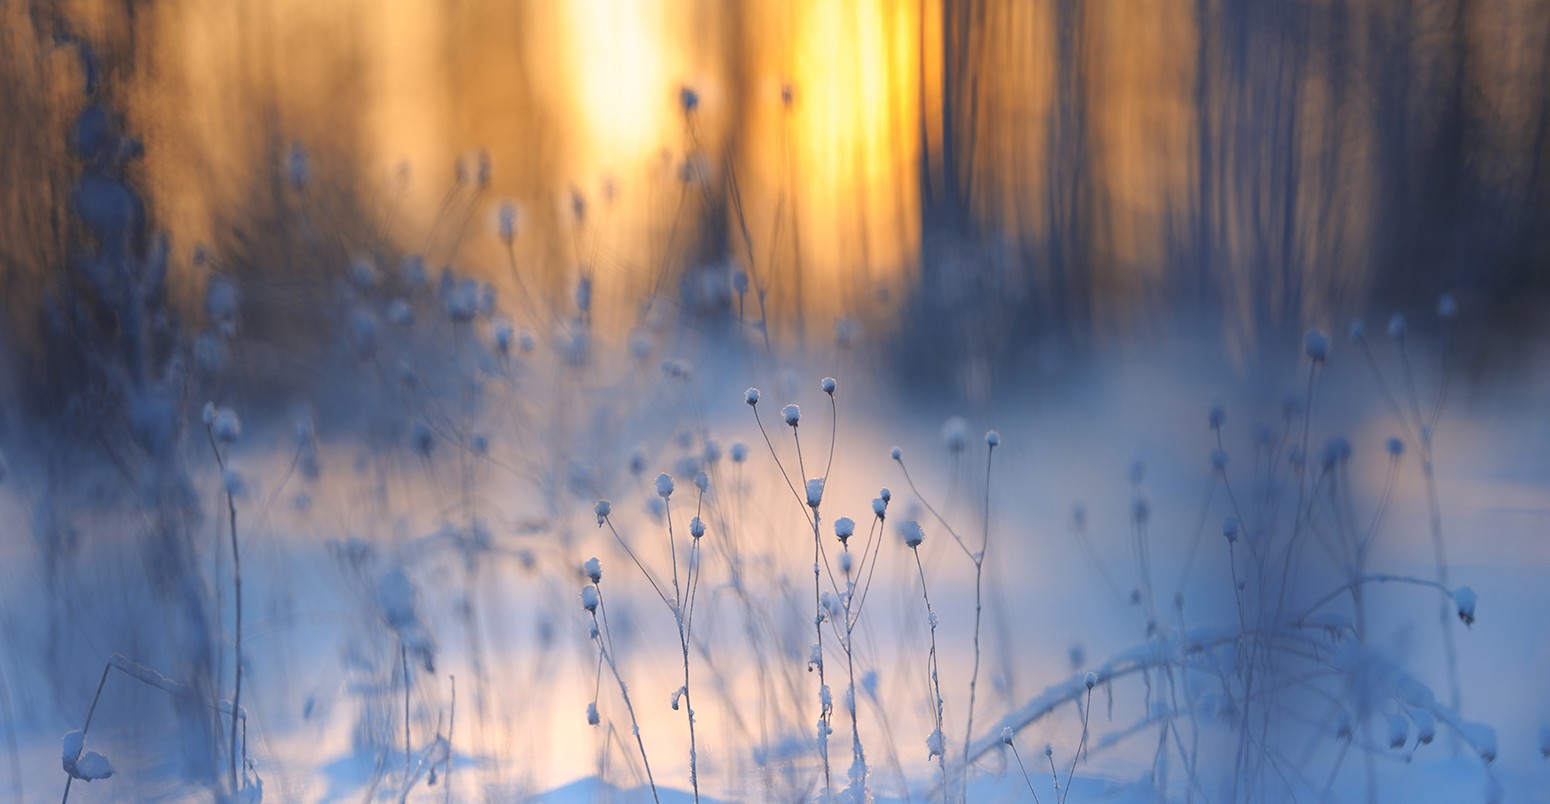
[1210,448,1229,470]
[586,701,600,726]
[679,86,699,112]
[702,439,721,464]
[694,470,710,494]
[821,376,837,395]
[584,557,602,583]
[890,446,902,461]
[1454,586,1476,626]
[593,500,612,525]
[731,270,749,294]
[1304,329,1330,362]
[208,406,242,444]
[985,429,1000,448]
[1208,403,1226,430]
[1044,743,1053,758]
[783,404,801,427]
[871,497,887,518]
[941,416,968,453]
[1349,319,1366,342]
[581,585,599,612]
[1438,293,1458,320]
[806,478,824,509]
[348,256,378,289]
[689,516,705,539]
[1222,515,1240,543]
[1388,313,1407,339]
[1085,672,1098,690]
[838,550,853,574]
[494,319,514,354]
[655,473,674,498]
[223,469,244,497]
[730,442,748,463]
[1000,727,1014,746]
[834,517,855,543]
[387,298,413,327]
[744,387,760,406]
[926,728,945,759]
[1386,437,1405,457]
[880,487,891,503]
[899,520,925,548]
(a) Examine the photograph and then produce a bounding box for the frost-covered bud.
[387,298,413,327]
[518,329,536,354]
[806,478,824,509]
[208,405,242,444]
[890,446,902,461]
[594,500,611,525]
[1000,727,1014,746]
[702,439,721,465]
[498,202,518,244]
[223,469,244,497]
[348,256,378,290]
[445,279,480,322]
[586,701,600,726]
[880,487,891,503]
[1211,448,1229,470]
[202,401,216,426]
[493,318,514,354]
[694,471,710,494]
[1386,437,1405,457]
[1304,329,1330,362]
[1208,403,1226,430]
[655,473,674,499]
[729,442,748,463]
[1319,437,1352,470]
[834,517,855,544]
[899,520,925,548]
[1044,743,1053,758]
[871,497,887,518]
[838,550,853,574]
[1085,672,1098,690]
[1388,313,1407,339]
[744,387,761,406]
[584,557,602,583]
[783,404,801,427]
[400,255,427,288]
[821,377,837,395]
[942,416,968,453]
[629,448,647,476]
[679,86,699,113]
[410,420,434,456]
[689,516,705,539]
[926,728,945,759]
[731,270,749,294]
[1437,293,1458,319]
[1222,515,1240,543]
[1454,586,1476,626]
[581,585,599,612]
[1349,319,1366,341]
[985,429,1000,448]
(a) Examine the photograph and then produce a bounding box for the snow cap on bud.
[806,478,824,509]
[694,470,709,493]
[1386,437,1405,457]
[880,487,891,503]
[744,387,761,406]
[1000,727,1014,746]
[581,586,599,612]
[1437,293,1458,319]
[838,551,853,574]
[1304,329,1330,362]
[584,557,602,583]
[890,446,902,461]
[941,416,968,453]
[871,497,887,518]
[1085,672,1098,690]
[821,377,837,395]
[985,429,1000,447]
[207,404,242,444]
[730,442,748,463]
[655,473,675,498]
[1222,515,1240,543]
[783,404,801,426]
[594,500,611,525]
[586,702,600,726]
[899,520,925,548]
[834,517,855,543]
[689,516,705,539]
[1454,586,1476,626]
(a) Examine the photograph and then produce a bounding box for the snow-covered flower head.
[744,387,761,406]
[1304,329,1330,362]
[730,442,748,463]
[871,497,887,518]
[899,519,925,548]
[1222,514,1240,543]
[586,702,600,726]
[941,416,968,453]
[890,446,902,461]
[655,473,675,499]
[783,404,801,427]
[689,516,705,539]
[1437,293,1458,320]
[206,404,242,444]
[1454,586,1476,626]
[880,487,891,503]
[1000,727,1014,746]
[834,517,855,543]
[985,429,1000,448]
[581,585,599,612]
[1386,437,1405,457]
[584,557,602,583]
[348,256,378,289]
[806,478,824,509]
[679,85,700,113]
[694,470,710,494]
[821,376,837,395]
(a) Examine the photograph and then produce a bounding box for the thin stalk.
[911,548,948,802]
[1060,686,1093,804]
